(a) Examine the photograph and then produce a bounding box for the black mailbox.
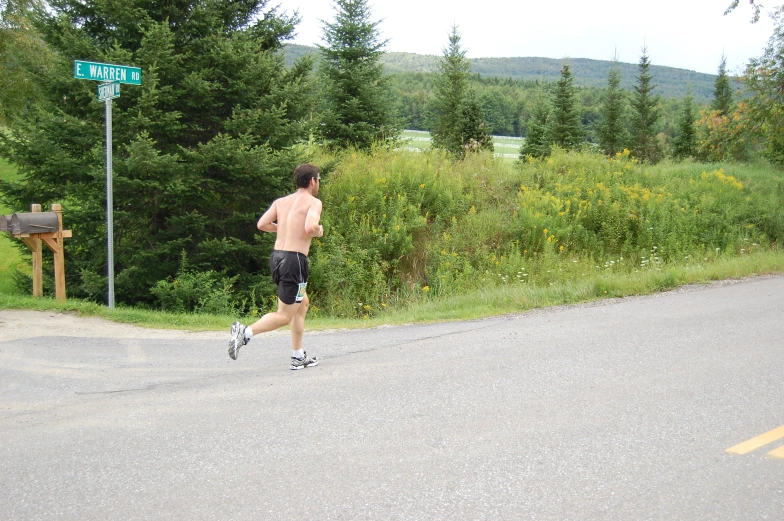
[10,212,60,235]
[0,214,11,233]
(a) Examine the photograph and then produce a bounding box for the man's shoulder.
[299,192,321,207]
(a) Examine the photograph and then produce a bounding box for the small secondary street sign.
[98,82,120,102]
[74,60,142,85]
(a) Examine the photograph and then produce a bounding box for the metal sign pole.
[75,60,138,308]
[105,97,115,308]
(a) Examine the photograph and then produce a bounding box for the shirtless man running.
[228,164,324,370]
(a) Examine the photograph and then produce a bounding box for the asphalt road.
[1,277,783,520]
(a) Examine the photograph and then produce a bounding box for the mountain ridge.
[283,44,727,102]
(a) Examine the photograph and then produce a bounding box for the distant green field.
[399,130,523,159]
[0,157,26,294]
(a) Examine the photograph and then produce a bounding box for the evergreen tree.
[318,0,396,149]
[0,0,315,307]
[672,94,697,159]
[520,99,550,159]
[0,0,54,124]
[544,64,583,151]
[597,58,627,156]
[697,57,740,162]
[711,55,734,116]
[430,25,494,158]
[431,25,470,156]
[630,47,662,163]
[457,90,494,155]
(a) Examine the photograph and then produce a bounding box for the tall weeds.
[309,147,784,317]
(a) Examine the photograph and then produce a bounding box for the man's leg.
[288,293,318,369]
[249,299,299,335]
[289,293,309,352]
[228,299,299,360]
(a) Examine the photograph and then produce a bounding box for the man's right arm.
[257,200,278,233]
[304,199,323,237]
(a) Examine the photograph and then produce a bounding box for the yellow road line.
[727,425,784,455]
[767,445,784,459]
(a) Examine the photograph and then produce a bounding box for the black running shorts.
[269,250,309,305]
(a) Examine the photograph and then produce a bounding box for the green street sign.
[98,82,120,102]
[74,60,142,85]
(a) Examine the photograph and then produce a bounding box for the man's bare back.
[228,163,324,369]
[257,188,323,255]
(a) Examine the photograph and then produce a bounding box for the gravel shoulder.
[0,310,227,341]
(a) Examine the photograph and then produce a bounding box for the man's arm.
[257,201,278,232]
[304,199,323,237]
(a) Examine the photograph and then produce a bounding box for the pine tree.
[711,56,734,116]
[0,0,315,307]
[597,58,627,156]
[0,0,55,124]
[630,47,662,163]
[672,94,697,159]
[431,25,470,156]
[520,99,550,159]
[318,0,396,149]
[544,64,583,151]
[457,90,494,156]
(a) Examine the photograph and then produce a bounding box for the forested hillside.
[282,44,725,102]
[393,71,689,139]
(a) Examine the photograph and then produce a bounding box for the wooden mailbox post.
[0,204,72,300]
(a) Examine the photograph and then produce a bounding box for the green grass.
[399,130,522,158]
[1,250,782,331]
[399,129,432,151]
[0,157,26,294]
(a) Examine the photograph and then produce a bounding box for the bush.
[150,252,238,315]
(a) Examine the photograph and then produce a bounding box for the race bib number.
[296,282,307,303]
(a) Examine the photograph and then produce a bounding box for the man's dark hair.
[294,164,320,188]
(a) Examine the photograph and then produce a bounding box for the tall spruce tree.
[430,25,493,158]
[672,94,697,159]
[318,0,396,149]
[630,46,662,163]
[544,64,583,151]
[711,55,734,116]
[0,0,316,307]
[597,58,627,156]
[431,25,470,156]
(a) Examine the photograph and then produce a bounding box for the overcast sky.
[274,0,776,75]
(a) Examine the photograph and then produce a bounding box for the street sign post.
[98,82,120,102]
[74,60,141,85]
[75,60,142,308]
